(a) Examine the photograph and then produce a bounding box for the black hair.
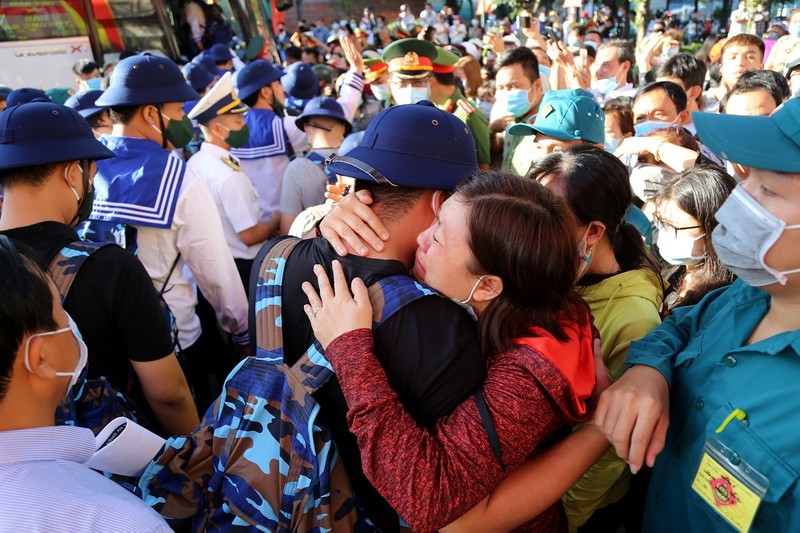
[655,53,708,96]
[108,105,141,125]
[353,181,426,223]
[495,46,540,83]
[635,80,688,113]
[529,145,662,278]
[0,236,59,401]
[654,166,737,309]
[72,59,99,77]
[86,109,110,129]
[0,163,61,189]
[432,72,456,86]
[720,69,791,112]
[285,46,303,62]
[241,91,260,108]
[571,25,587,37]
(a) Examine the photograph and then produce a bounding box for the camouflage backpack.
[138,237,437,531]
[48,240,143,435]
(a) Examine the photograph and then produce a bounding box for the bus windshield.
[0,1,88,41]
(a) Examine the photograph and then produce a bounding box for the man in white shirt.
[590,39,637,103]
[420,3,438,27]
[188,73,280,293]
[449,16,467,44]
[0,235,170,532]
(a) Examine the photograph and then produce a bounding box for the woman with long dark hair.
[529,145,664,529]
[303,171,599,532]
[653,166,737,312]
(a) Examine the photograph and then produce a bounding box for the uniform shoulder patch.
[222,156,242,172]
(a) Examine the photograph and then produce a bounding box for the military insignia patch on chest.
[222,156,242,172]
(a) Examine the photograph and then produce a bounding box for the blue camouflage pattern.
[138,237,436,531]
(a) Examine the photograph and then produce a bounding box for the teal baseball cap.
[693,99,800,173]
[508,89,605,144]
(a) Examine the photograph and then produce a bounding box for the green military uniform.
[440,87,491,167]
[501,109,538,177]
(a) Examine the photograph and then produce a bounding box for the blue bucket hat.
[326,101,478,190]
[6,88,50,108]
[64,90,106,118]
[0,102,115,169]
[207,43,234,63]
[694,99,800,173]
[235,59,284,102]
[282,62,319,100]
[508,88,605,144]
[96,53,200,107]
[182,62,215,92]
[191,53,217,74]
[295,96,352,134]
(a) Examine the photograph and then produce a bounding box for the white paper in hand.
[85,417,165,476]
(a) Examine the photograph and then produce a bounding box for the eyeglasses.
[655,219,701,239]
[306,122,336,132]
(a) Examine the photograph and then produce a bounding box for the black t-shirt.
[281,238,486,530]
[1,222,174,428]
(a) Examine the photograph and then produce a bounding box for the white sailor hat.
[188,72,247,124]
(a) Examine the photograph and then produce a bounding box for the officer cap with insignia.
[96,53,200,107]
[382,39,437,80]
[188,72,247,125]
[326,101,478,190]
[364,58,388,84]
[432,47,459,75]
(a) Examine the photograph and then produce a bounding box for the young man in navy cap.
[187,73,279,293]
[0,101,198,436]
[85,53,250,410]
[596,98,800,533]
[65,89,114,138]
[279,96,352,234]
[231,40,363,226]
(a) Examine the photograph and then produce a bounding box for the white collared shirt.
[0,425,170,532]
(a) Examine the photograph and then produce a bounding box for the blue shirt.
[627,280,800,532]
[0,425,170,532]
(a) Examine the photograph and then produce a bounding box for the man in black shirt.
[276,102,486,529]
[0,101,198,436]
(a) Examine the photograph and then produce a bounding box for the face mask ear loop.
[460,275,487,305]
[156,105,168,150]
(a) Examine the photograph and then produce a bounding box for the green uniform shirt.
[502,109,538,177]
[439,88,490,166]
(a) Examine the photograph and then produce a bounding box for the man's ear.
[19,335,57,381]
[677,109,690,126]
[62,161,82,189]
[686,84,702,105]
[473,274,504,303]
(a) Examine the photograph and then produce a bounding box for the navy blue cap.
[182,62,215,92]
[96,53,200,107]
[295,96,352,134]
[207,43,234,63]
[6,88,50,108]
[191,53,217,74]
[282,62,318,100]
[64,90,106,118]
[0,86,12,101]
[0,102,115,169]
[326,101,478,190]
[234,59,283,102]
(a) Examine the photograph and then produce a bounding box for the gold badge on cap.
[403,52,420,67]
[543,104,554,117]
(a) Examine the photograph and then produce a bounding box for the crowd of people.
[0,1,800,531]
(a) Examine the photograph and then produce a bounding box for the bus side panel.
[0,37,93,89]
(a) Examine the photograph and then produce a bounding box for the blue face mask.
[393,86,430,105]
[634,119,675,137]
[604,136,622,152]
[85,77,103,90]
[567,34,580,47]
[497,89,532,118]
[591,76,619,95]
[539,65,551,78]
[332,23,340,30]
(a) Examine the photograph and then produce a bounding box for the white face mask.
[393,85,430,105]
[656,225,705,265]
[24,313,88,397]
[371,83,392,101]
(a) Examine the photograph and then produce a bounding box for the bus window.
[0,1,88,42]
[91,0,174,55]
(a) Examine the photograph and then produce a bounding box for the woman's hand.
[302,260,373,349]
[320,190,389,256]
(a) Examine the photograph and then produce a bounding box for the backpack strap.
[290,274,439,395]
[474,389,506,472]
[48,240,114,302]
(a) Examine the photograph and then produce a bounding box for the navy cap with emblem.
[188,72,247,124]
[6,88,50,108]
[234,59,284,102]
[64,89,106,118]
[508,88,605,144]
[182,62,215,92]
[96,53,200,107]
[295,96,352,134]
[326,100,478,191]
[0,102,115,169]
